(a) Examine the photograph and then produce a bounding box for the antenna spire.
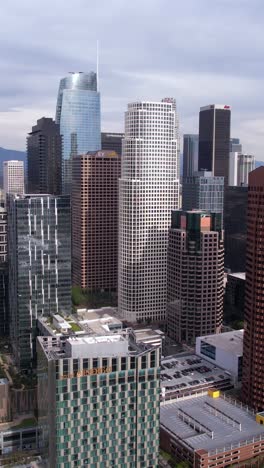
[96,40,99,91]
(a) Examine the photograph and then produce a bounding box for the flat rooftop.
[161,354,232,395]
[160,394,264,454]
[38,330,151,361]
[198,330,244,356]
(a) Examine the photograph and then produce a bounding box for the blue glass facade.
[56,72,101,194]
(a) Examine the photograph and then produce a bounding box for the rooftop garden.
[72,286,117,309]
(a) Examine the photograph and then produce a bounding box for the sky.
[0,0,264,159]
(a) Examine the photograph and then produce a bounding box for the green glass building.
[37,332,160,467]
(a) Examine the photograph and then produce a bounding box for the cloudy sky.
[0,0,263,158]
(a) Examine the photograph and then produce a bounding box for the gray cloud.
[0,0,263,159]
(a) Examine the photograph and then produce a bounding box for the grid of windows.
[119,101,179,322]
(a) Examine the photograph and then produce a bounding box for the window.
[200,341,216,360]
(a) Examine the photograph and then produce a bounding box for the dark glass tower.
[101,132,124,156]
[198,105,231,182]
[7,194,71,370]
[183,134,198,178]
[224,186,248,272]
[27,117,62,195]
[242,167,264,411]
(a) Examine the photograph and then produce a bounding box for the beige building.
[167,210,224,344]
[3,160,24,195]
[72,151,121,291]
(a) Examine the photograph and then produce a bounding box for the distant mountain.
[0,147,26,187]
[255,161,263,169]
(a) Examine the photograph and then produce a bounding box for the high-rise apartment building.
[183,134,199,178]
[27,117,62,195]
[101,132,124,156]
[167,210,224,344]
[3,160,24,195]
[0,207,8,336]
[56,72,101,194]
[72,151,121,291]
[198,104,231,181]
[119,100,179,323]
[242,167,264,411]
[7,194,71,369]
[182,171,224,214]
[229,152,255,186]
[37,331,160,467]
[224,186,247,272]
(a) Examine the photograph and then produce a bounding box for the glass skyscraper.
[182,171,224,215]
[7,194,72,370]
[55,72,101,194]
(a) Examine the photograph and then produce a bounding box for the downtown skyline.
[0,0,263,160]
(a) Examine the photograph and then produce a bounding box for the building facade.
[101,132,124,156]
[37,332,160,467]
[183,134,199,178]
[198,104,231,182]
[224,186,248,272]
[72,151,121,291]
[167,210,224,344]
[242,167,264,411]
[7,194,71,370]
[55,72,101,194]
[229,152,255,187]
[182,171,224,214]
[3,160,24,195]
[0,207,8,336]
[196,330,244,384]
[230,137,242,153]
[27,117,62,195]
[118,101,179,323]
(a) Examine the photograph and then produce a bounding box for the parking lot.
[160,353,233,399]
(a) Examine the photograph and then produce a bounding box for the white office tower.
[119,101,179,322]
[229,153,255,186]
[3,160,24,195]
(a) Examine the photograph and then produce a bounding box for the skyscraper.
[167,210,224,344]
[27,117,62,195]
[55,72,101,194]
[242,167,264,411]
[162,97,180,180]
[72,151,121,291]
[230,137,242,153]
[37,331,160,467]
[0,207,8,336]
[7,194,71,369]
[182,171,224,214]
[119,100,179,323]
[101,132,124,156]
[229,152,255,186]
[3,160,24,195]
[198,105,231,181]
[183,134,199,178]
[224,186,247,272]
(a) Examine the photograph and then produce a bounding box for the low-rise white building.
[195,330,243,385]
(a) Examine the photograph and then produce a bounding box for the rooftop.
[197,330,244,356]
[161,354,232,397]
[228,272,246,281]
[160,394,264,454]
[38,329,152,361]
